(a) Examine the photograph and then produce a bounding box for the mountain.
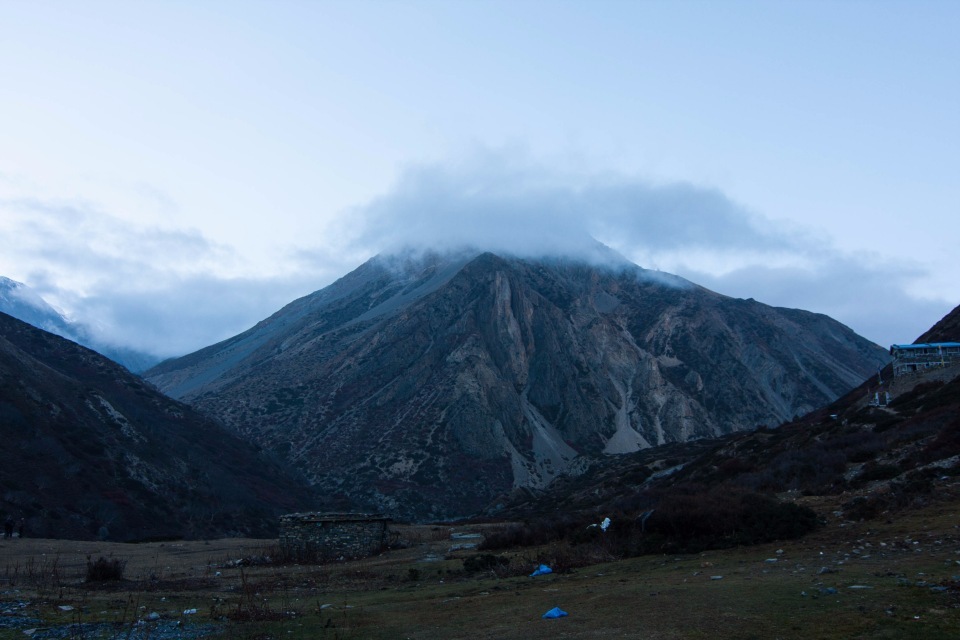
[0,311,315,541]
[0,277,160,372]
[145,250,890,521]
[485,301,960,532]
[917,303,960,343]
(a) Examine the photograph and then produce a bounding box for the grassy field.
[1,499,959,640]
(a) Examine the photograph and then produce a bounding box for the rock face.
[146,250,890,520]
[0,311,314,541]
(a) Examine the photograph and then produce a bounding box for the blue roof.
[890,342,960,350]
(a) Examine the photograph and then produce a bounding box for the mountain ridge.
[0,311,315,541]
[0,277,160,372]
[146,250,890,520]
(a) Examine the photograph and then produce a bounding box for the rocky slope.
[0,311,315,541]
[486,302,960,524]
[146,250,889,520]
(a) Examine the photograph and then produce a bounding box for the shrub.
[483,484,820,560]
[843,468,936,521]
[915,415,960,464]
[826,431,884,463]
[478,516,581,551]
[463,553,509,573]
[843,496,880,521]
[856,463,901,483]
[889,380,946,412]
[735,447,847,494]
[85,556,126,582]
[635,484,819,553]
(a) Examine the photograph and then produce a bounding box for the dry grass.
[0,510,959,639]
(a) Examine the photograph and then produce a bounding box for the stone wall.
[279,512,389,560]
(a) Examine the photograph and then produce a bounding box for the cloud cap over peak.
[346,154,800,268]
[337,152,953,348]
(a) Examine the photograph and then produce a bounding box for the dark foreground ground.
[1,492,959,639]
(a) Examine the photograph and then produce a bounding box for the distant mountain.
[0,277,75,337]
[146,250,890,521]
[0,311,315,541]
[0,277,160,372]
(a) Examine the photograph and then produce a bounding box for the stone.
[279,512,390,560]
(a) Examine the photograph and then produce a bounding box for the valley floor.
[1,495,959,639]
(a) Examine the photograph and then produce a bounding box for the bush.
[482,484,820,560]
[635,484,819,553]
[843,496,880,521]
[479,517,581,551]
[856,463,901,483]
[915,415,960,465]
[85,556,126,582]
[843,468,937,521]
[735,447,847,494]
[463,553,509,573]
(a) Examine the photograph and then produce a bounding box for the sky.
[0,0,957,358]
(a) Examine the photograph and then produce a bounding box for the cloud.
[1,149,953,357]
[77,274,322,357]
[0,195,334,357]
[346,153,800,263]
[3,196,236,283]
[342,151,952,347]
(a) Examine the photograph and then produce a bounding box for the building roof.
[891,342,960,352]
[280,512,389,523]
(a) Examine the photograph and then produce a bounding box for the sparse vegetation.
[1,304,957,637]
[1,506,960,639]
[636,485,819,553]
[462,553,509,573]
[481,484,818,560]
[85,555,127,582]
[855,462,902,484]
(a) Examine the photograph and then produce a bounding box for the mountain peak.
[146,255,890,520]
[371,237,637,274]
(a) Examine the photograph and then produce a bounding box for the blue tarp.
[530,564,553,577]
[542,607,568,619]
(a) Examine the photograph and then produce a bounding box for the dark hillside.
[480,302,960,555]
[0,312,315,541]
[917,303,960,343]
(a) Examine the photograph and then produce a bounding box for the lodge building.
[889,342,960,377]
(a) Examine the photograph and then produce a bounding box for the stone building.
[890,342,960,377]
[279,512,390,560]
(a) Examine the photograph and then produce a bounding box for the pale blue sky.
[1,1,957,355]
